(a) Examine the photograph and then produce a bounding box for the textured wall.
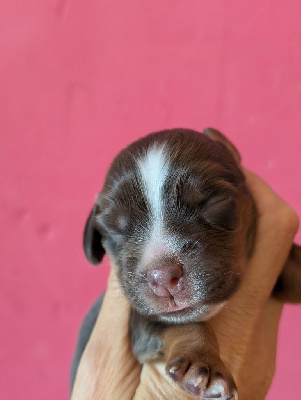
[1,1,301,399]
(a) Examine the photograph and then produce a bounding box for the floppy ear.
[83,204,105,265]
[203,127,241,164]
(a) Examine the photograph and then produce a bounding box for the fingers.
[239,169,299,304]
[243,169,299,225]
[71,267,141,400]
[210,170,297,343]
[134,362,198,400]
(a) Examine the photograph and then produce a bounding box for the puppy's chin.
[145,301,227,324]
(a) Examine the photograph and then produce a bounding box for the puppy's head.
[84,128,256,323]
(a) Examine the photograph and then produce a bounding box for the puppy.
[71,128,301,399]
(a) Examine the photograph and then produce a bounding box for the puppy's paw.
[167,356,237,400]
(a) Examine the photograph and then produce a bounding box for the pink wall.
[1,1,301,399]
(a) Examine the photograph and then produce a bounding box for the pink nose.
[146,263,183,297]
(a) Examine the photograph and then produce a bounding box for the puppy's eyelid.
[174,182,204,208]
[202,195,238,231]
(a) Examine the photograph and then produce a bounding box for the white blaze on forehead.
[137,144,169,234]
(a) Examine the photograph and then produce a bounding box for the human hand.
[71,169,299,400]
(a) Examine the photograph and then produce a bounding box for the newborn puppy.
[72,128,301,399]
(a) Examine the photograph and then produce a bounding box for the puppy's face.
[84,129,256,323]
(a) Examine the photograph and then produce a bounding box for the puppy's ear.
[203,127,241,164]
[83,204,105,265]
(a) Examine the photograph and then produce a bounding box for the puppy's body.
[72,128,301,399]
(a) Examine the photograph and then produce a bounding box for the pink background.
[1,1,301,399]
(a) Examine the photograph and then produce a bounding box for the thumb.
[71,267,141,400]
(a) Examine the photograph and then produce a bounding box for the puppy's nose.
[147,264,183,297]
